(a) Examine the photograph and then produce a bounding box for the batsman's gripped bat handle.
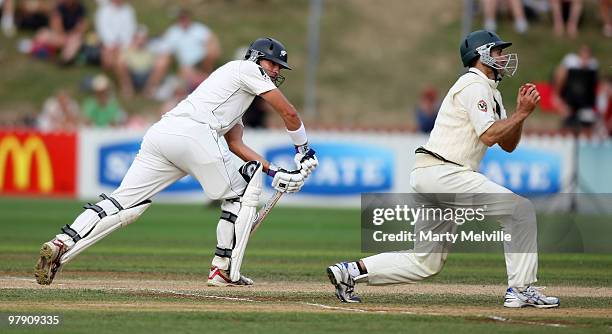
[250,191,283,235]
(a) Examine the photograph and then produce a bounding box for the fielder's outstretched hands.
[516,83,540,117]
[294,144,318,178]
[267,165,305,193]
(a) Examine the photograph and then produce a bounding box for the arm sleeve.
[457,83,497,137]
[239,62,278,96]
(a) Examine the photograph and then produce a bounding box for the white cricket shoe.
[34,239,67,285]
[504,286,560,308]
[327,262,361,303]
[207,266,254,287]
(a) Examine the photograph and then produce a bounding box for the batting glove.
[266,164,305,193]
[294,144,318,179]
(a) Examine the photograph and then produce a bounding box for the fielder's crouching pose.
[327,30,559,308]
[35,37,318,287]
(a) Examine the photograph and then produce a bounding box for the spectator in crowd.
[116,25,155,97]
[82,74,126,127]
[32,0,87,64]
[151,8,221,94]
[553,44,599,129]
[415,86,440,133]
[15,0,51,32]
[602,0,612,37]
[482,0,529,34]
[550,0,583,38]
[596,75,612,136]
[2,0,51,36]
[95,0,136,71]
[37,89,81,132]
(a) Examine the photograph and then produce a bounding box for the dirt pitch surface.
[1,275,610,328]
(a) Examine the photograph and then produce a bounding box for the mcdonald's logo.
[0,135,54,193]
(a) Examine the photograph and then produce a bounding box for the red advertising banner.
[0,130,76,197]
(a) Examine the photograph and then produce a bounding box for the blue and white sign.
[265,142,394,195]
[480,146,561,195]
[79,129,576,206]
[98,141,202,192]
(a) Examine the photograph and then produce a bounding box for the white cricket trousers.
[362,163,538,288]
[110,115,247,207]
[65,116,247,245]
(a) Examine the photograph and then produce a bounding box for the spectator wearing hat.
[82,74,126,127]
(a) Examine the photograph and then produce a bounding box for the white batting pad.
[60,201,151,264]
[229,163,263,282]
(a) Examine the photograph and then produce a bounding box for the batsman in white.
[327,30,560,308]
[34,37,318,287]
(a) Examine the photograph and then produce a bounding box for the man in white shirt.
[327,30,560,309]
[35,37,318,288]
[95,0,136,70]
[148,9,221,94]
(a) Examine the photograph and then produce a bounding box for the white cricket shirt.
[421,67,507,171]
[166,60,277,135]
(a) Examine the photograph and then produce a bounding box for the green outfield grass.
[1,197,611,333]
[1,197,610,286]
[4,310,609,334]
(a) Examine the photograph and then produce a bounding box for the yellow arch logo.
[0,135,53,193]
